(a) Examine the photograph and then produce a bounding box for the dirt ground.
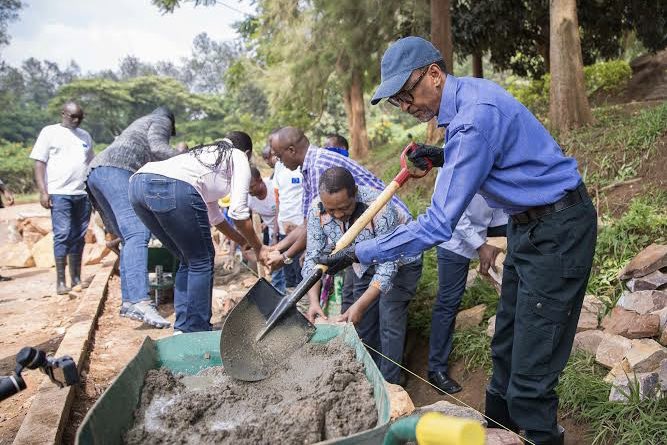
[0,203,105,444]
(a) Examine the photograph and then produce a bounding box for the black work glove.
[407,144,444,170]
[317,244,358,276]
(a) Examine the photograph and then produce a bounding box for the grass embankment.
[365,99,667,444]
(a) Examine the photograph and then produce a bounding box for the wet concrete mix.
[124,338,378,444]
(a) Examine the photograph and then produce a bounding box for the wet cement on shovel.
[124,338,378,444]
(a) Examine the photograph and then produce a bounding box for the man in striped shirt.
[267,126,412,269]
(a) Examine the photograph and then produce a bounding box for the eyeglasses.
[387,68,428,107]
[63,111,84,120]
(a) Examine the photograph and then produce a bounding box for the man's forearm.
[273,224,301,251]
[34,161,48,194]
[281,225,307,258]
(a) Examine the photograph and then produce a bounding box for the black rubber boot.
[56,256,71,295]
[68,253,84,291]
[525,425,565,445]
[485,390,519,432]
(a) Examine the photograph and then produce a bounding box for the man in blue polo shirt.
[321,37,596,445]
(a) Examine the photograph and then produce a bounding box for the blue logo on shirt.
[291,178,301,184]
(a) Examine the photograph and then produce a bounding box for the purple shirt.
[300,145,412,222]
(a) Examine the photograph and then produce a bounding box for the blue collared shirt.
[356,75,582,265]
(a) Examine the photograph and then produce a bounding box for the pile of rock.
[1,212,113,269]
[572,243,667,402]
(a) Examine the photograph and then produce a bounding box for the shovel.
[221,142,432,381]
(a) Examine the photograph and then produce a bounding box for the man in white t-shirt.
[272,159,304,288]
[245,166,285,293]
[30,102,94,295]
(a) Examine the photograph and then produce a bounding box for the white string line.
[361,341,535,445]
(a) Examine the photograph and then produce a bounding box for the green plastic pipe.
[382,415,419,445]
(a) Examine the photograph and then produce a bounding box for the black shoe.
[428,371,462,394]
[0,275,12,281]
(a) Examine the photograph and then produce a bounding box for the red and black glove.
[407,143,444,170]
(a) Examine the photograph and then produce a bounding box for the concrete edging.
[12,260,116,445]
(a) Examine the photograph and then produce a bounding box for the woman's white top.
[135,143,251,225]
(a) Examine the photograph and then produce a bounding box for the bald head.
[61,101,84,129]
[269,126,310,171]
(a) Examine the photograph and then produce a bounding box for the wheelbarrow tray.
[75,324,391,445]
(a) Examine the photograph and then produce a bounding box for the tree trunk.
[472,51,484,78]
[426,0,452,145]
[548,0,593,133]
[343,68,369,159]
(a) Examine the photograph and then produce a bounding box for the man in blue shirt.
[322,37,597,445]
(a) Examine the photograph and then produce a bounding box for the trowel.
[221,142,433,381]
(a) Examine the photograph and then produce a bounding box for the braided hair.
[190,138,235,176]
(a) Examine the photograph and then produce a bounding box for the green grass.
[587,192,667,312]
[560,102,667,189]
[450,326,493,373]
[558,353,667,445]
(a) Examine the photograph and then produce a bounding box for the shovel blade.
[220,278,315,381]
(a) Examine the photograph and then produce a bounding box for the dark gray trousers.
[343,258,423,384]
[488,185,597,443]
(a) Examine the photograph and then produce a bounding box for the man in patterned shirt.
[267,126,412,271]
[303,167,421,385]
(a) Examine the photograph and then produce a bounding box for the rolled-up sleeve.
[227,149,252,221]
[356,125,495,265]
[207,202,226,226]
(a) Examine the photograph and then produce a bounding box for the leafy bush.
[368,118,395,147]
[583,60,632,95]
[505,74,550,115]
[505,59,632,115]
[0,140,34,193]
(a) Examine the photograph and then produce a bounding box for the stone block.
[653,307,667,331]
[31,233,55,268]
[619,243,667,280]
[0,242,35,268]
[486,429,523,445]
[83,243,111,265]
[455,304,487,330]
[625,339,667,372]
[604,359,632,384]
[486,315,496,338]
[609,372,659,402]
[22,217,52,235]
[596,333,632,368]
[601,307,660,339]
[573,330,606,356]
[616,290,667,315]
[657,358,667,391]
[576,310,598,332]
[412,400,486,426]
[385,382,415,419]
[626,270,667,291]
[659,325,667,347]
[582,294,605,315]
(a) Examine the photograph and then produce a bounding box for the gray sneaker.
[120,301,171,329]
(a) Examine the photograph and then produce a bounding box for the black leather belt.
[511,184,586,224]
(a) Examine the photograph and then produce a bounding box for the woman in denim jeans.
[129,138,268,333]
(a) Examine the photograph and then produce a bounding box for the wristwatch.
[282,253,293,265]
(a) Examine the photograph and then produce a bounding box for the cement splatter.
[124,338,378,444]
